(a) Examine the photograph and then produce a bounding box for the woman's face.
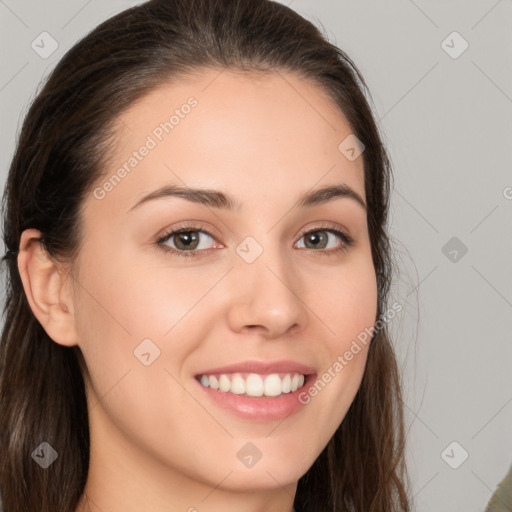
[71,69,377,500]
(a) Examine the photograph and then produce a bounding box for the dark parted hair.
[0,0,411,510]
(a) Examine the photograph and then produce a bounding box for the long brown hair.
[0,1,411,510]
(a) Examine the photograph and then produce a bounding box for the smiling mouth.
[196,372,308,398]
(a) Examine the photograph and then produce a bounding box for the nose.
[226,242,308,339]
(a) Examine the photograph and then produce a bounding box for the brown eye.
[156,226,218,259]
[170,231,201,251]
[302,230,329,249]
[295,227,354,255]
[155,223,354,260]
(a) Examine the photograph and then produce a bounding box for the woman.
[0,0,411,511]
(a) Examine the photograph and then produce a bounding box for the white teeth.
[198,372,307,397]
[281,374,291,393]
[291,374,299,392]
[218,374,231,392]
[245,374,264,397]
[230,374,246,394]
[208,375,219,390]
[263,374,282,397]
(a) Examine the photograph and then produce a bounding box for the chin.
[218,452,314,491]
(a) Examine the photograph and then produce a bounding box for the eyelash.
[154,222,355,259]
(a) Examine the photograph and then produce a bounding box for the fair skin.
[18,69,377,512]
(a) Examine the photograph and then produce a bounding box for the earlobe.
[17,228,78,347]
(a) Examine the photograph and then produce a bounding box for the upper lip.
[195,360,316,376]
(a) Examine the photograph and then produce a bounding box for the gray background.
[1,1,511,511]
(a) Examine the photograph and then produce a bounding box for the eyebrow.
[128,183,367,213]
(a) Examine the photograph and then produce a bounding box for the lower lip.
[195,374,316,421]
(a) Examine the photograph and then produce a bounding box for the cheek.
[72,251,222,404]
[302,257,377,423]
[72,256,208,454]
[75,250,208,342]
[313,256,378,351]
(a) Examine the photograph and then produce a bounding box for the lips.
[194,360,315,397]
[193,360,317,421]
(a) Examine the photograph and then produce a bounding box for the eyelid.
[296,221,351,240]
[156,221,221,243]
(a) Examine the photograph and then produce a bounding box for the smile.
[197,372,306,397]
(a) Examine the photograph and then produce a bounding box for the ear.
[17,228,78,347]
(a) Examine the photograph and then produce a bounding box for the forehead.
[91,68,366,214]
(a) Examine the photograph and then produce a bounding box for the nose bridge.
[227,233,307,336]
